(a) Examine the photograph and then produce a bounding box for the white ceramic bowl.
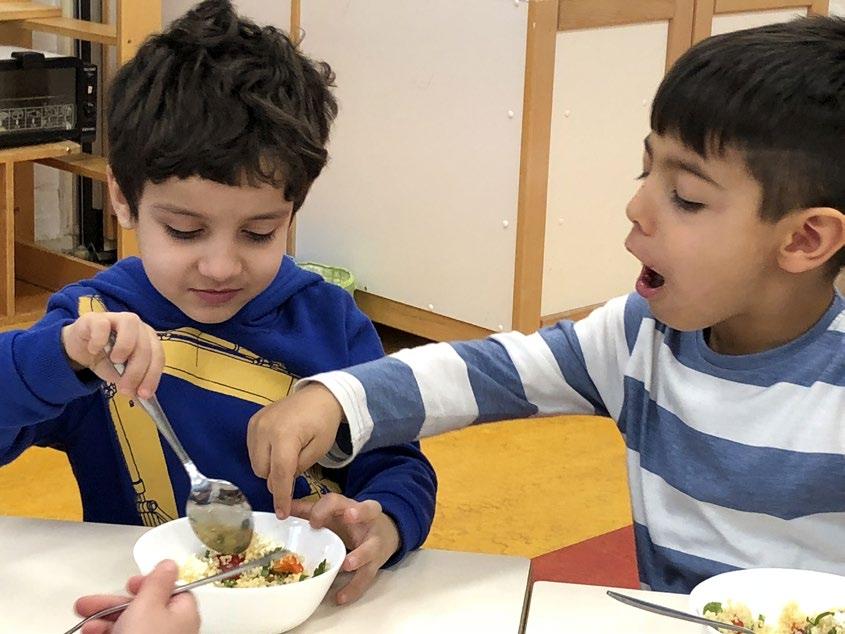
[133,512,346,634]
[689,568,845,632]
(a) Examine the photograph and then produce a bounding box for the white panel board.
[296,0,527,331]
[163,1,292,30]
[832,0,845,17]
[711,8,807,35]
[542,23,666,316]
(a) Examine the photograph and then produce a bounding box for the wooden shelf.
[19,16,116,45]
[0,279,50,331]
[15,239,105,291]
[36,151,107,182]
[0,141,80,164]
[0,1,60,22]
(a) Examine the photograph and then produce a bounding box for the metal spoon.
[607,590,756,633]
[106,336,254,554]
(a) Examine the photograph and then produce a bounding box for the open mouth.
[636,265,666,299]
[641,266,665,289]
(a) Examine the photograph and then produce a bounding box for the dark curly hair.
[652,16,845,272]
[107,0,337,216]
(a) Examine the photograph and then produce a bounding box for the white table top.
[524,581,702,633]
[0,515,531,633]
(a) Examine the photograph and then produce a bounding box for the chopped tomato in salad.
[178,533,329,588]
[271,553,305,576]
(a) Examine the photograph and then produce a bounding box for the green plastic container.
[298,261,356,295]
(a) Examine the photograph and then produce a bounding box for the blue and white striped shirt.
[305,293,845,592]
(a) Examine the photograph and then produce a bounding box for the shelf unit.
[0,0,160,329]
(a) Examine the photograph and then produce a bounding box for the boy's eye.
[165,225,202,240]
[244,230,277,243]
[671,190,705,212]
[635,170,650,181]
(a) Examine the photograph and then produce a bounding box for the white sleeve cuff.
[293,372,374,469]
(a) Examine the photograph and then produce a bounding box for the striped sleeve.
[301,295,638,466]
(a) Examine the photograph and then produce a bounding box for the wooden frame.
[356,291,492,341]
[693,0,829,42]
[511,0,559,333]
[558,0,695,68]
[511,0,694,334]
[0,142,82,318]
[540,302,603,327]
[0,2,60,21]
[287,0,301,258]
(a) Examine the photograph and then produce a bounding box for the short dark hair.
[107,0,337,216]
[651,15,845,270]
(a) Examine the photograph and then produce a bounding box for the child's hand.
[61,311,164,399]
[247,384,345,517]
[292,494,400,605]
[74,559,200,634]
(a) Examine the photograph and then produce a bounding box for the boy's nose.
[197,247,243,281]
[625,187,655,236]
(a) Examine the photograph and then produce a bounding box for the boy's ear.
[777,207,845,274]
[106,166,136,230]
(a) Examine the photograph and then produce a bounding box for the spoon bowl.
[106,337,254,554]
[131,393,254,555]
[186,476,254,554]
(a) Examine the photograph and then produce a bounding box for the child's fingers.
[74,594,130,618]
[85,315,113,357]
[133,560,179,609]
[334,562,379,605]
[167,591,200,629]
[343,499,382,525]
[106,314,139,365]
[81,621,115,634]
[115,321,148,396]
[290,498,316,520]
[342,537,381,573]
[267,442,298,518]
[137,327,164,399]
[307,493,350,529]
[125,573,145,595]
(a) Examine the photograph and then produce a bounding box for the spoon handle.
[606,590,756,633]
[135,394,197,473]
[104,335,199,478]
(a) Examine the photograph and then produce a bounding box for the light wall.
[295,1,528,332]
[541,22,666,316]
[163,1,291,27]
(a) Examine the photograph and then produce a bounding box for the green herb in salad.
[313,559,329,577]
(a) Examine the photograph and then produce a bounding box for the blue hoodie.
[0,256,436,565]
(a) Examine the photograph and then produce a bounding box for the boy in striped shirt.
[246,16,845,592]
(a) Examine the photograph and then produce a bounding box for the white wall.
[541,23,666,316]
[163,1,291,28]
[711,7,807,34]
[296,1,527,331]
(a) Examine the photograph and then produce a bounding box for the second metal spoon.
[607,590,756,633]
